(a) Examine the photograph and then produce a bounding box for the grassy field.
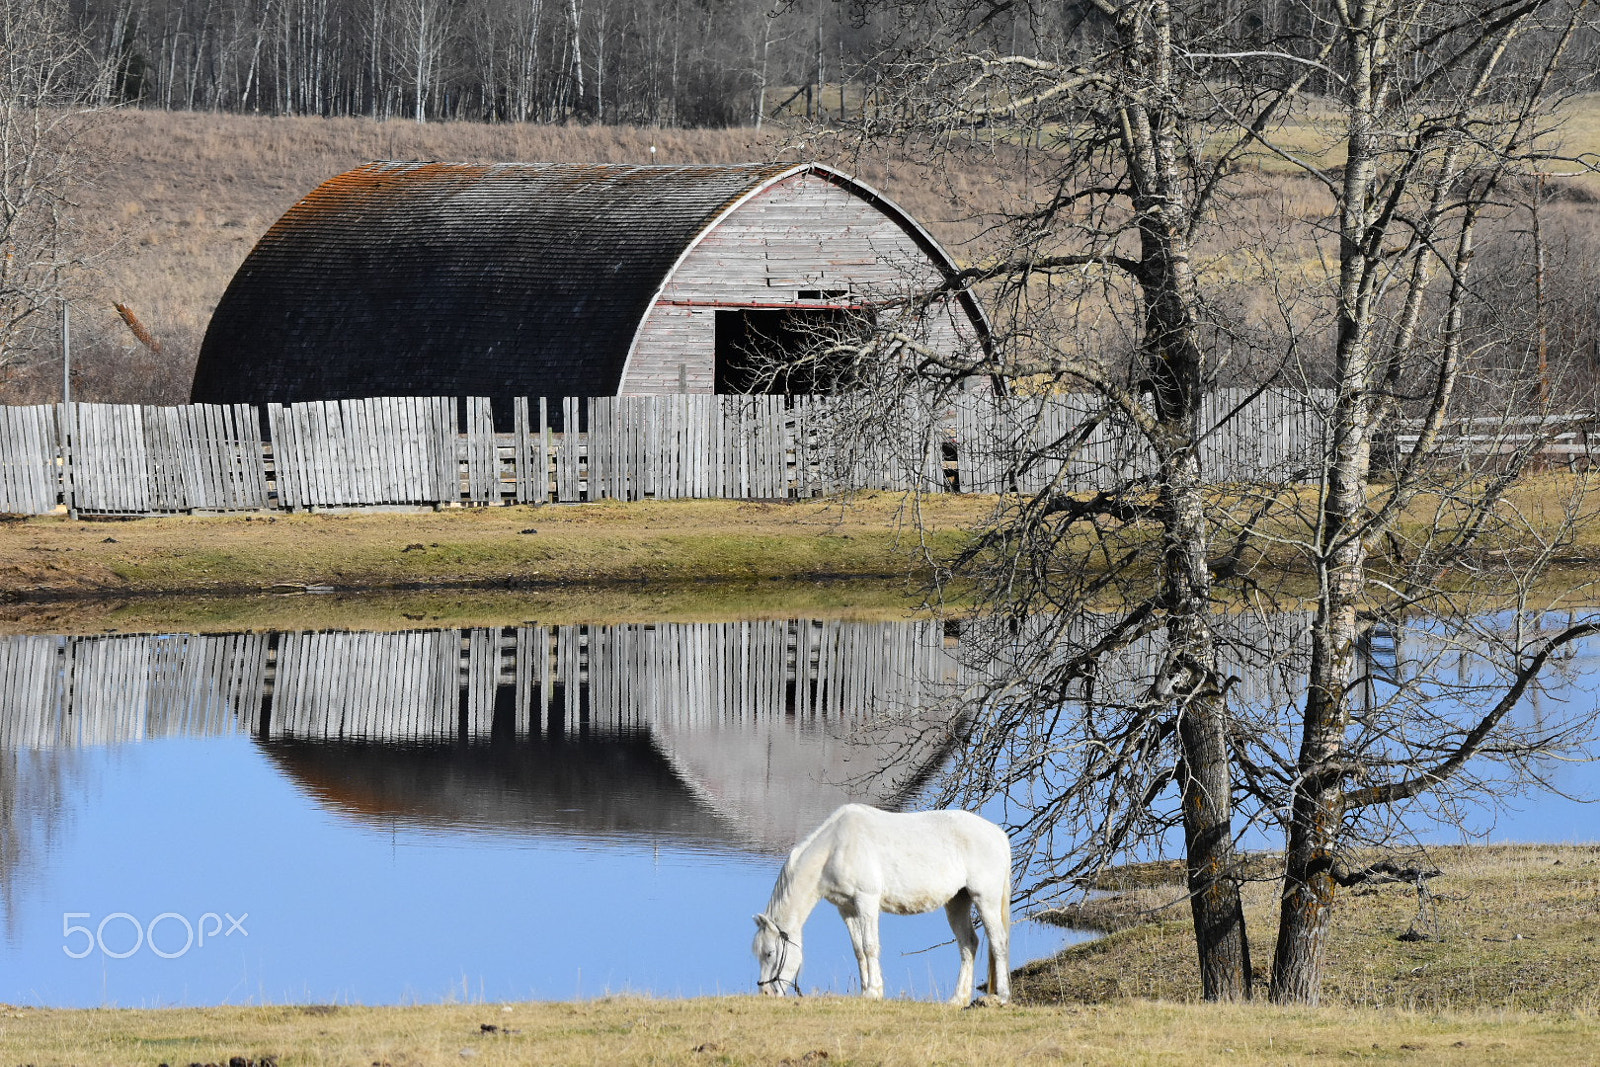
[2,996,1596,1067]
[5,88,1596,408]
[40,96,1600,407]
[1,846,1595,1066]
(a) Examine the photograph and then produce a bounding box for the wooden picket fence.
[0,389,1339,516]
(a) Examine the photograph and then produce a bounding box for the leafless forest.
[68,0,882,126]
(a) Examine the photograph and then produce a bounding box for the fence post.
[56,403,77,519]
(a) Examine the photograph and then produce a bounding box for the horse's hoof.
[964,994,1007,1009]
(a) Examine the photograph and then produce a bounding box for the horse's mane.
[769,805,851,907]
[768,860,797,906]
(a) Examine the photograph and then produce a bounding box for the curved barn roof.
[191,161,985,406]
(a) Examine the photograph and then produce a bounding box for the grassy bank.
[5,470,1600,630]
[0,494,989,612]
[2,846,1595,1065]
[1020,844,1600,1014]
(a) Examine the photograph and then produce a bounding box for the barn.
[190,160,989,420]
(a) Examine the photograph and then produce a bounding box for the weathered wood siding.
[622,173,979,394]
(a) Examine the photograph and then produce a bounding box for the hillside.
[40,101,1600,408]
[50,110,1025,405]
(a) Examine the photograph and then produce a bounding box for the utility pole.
[61,301,71,407]
[61,300,76,519]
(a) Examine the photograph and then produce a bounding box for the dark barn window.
[714,308,872,395]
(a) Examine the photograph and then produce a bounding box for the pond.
[2,612,1595,1008]
[0,618,1077,1007]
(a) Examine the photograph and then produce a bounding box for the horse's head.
[752,913,802,996]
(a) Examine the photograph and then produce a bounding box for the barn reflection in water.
[0,620,967,856]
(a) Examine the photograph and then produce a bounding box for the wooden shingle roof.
[194,161,814,405]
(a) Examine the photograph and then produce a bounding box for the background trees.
[0,0,109,388]
[52,0,884,126]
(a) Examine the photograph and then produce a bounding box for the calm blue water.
[1,617,1594,1008]
[6,735,1078,1006]
[0,621,1074,1007]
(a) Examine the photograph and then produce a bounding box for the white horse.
[752,803,1011,1005]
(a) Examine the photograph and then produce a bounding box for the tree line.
[53,0,1600,129]
[59,0,882,126]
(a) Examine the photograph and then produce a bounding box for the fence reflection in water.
[0,619,970,852]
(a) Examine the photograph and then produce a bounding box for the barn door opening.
[714,307,871,395]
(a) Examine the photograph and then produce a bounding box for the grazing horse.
[752,803,1011,1005]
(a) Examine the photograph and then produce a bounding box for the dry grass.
[1018,844,1600,1015]
[2,468,1596,614]
[0,492,992,609]
[1,990,1597,1066]
[32,97,1600,405]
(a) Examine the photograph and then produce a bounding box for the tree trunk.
[1267,599,1357,1004]
[1132,0,1252,1001]
[1167,511,1252,1001]
[1270,5,1377,1000]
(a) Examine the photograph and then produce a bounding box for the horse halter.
[757,926,804,997]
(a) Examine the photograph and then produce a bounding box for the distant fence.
[0,388,1364,516]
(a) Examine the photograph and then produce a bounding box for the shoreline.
[0,495,987,608]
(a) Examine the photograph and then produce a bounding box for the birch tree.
[398,0,449,121]
[1261,0,1600,1005]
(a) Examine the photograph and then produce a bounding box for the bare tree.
[838,0,1285,1002]
[830,0,1600,1007]
[0,0,109,392]
[1257,0,1600,1005]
